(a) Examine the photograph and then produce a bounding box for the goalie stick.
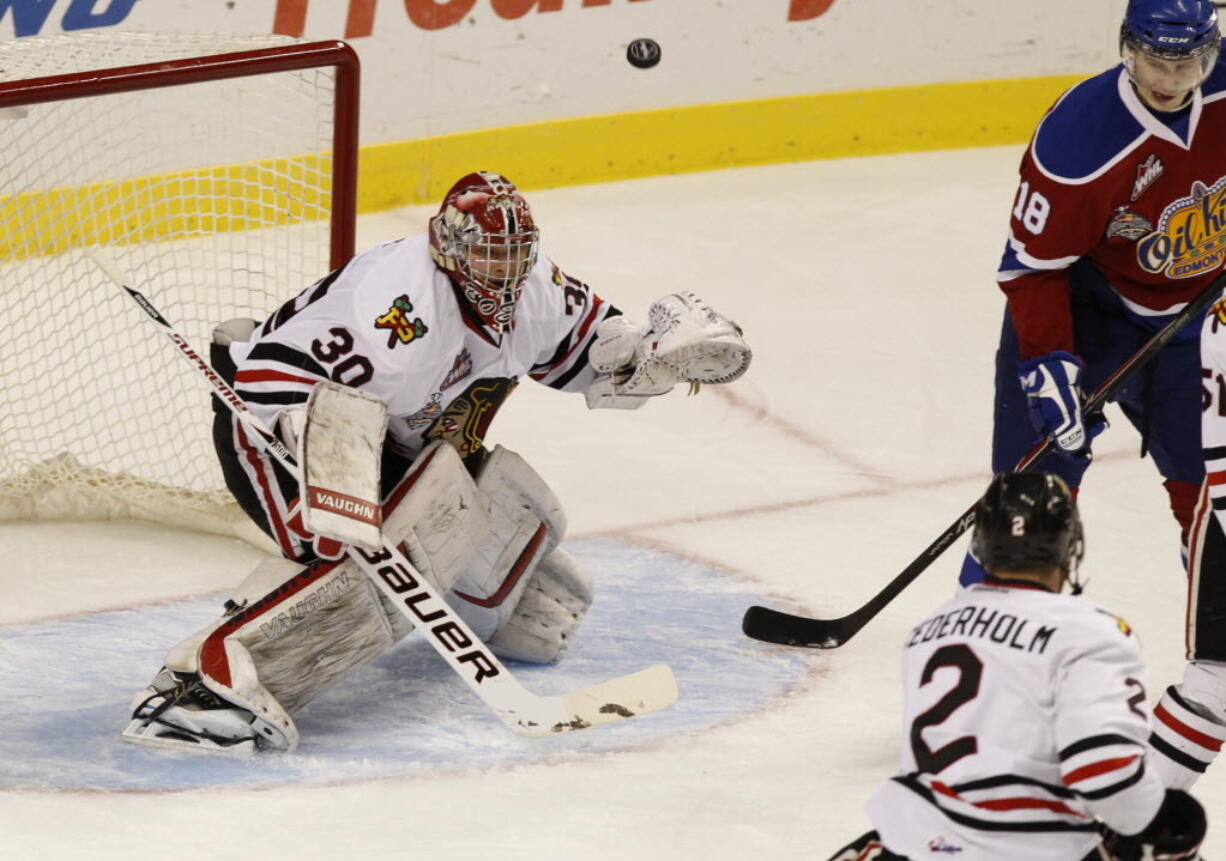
[743,270,1226,649]
[93,253,679,736]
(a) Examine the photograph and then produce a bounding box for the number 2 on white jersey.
[1013,181,1051,236]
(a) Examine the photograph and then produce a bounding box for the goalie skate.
[121,669,269,755]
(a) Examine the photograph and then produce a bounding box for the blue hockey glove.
[1018,351,1106,457]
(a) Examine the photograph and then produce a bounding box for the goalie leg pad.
[488,547,594,664]
[387,439,491,593]
[124,443,491,753]
[206,443,488,711]
[449,445,568,643]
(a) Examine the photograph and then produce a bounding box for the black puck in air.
[626,38,661,69]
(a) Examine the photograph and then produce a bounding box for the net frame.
[0,34,359,544]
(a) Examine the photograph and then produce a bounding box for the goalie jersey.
[865,580,1165,861]
[224,233,616,461]
[217,233,617,560]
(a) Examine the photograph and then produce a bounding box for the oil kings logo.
[1137,175,1226,279]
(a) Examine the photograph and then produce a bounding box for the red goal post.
[0,33,360,545]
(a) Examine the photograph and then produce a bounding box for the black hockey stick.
[743,273,1226,649]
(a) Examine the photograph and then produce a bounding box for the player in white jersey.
[119,171,751,753]
[829,472,1207,861]
[1146,293,1226,789]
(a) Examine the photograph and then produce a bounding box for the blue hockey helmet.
[1120,0,1220,61]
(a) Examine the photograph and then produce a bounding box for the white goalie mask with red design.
[429,171,540,334]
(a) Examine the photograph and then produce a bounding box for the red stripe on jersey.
[1062,753,1140,785]
[973,796,1084,817]
[234,369,320,386]
[856,844,883,861]
[199,558,344,687]
[932,779,1084,818]
[931,780,959,798]
[236,421,295,558]
[1207,469,1226,486]
[1155,703,1225,751]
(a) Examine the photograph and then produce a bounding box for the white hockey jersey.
[1201,295,1226,539]
[866,580,1165,861]
[227,233,616,461]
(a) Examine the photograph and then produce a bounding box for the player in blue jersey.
[959,0,1226,795]
[964,0,1225,589]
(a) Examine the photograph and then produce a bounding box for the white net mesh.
[0,33,352,542]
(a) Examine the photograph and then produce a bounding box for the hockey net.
[0,32,358,544]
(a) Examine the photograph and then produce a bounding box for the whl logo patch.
[375,295,429,348]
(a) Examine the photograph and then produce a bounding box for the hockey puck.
[626,38,661,69]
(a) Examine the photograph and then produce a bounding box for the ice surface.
[2,147,1221,859]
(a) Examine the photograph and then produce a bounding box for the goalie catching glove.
[586,291,751,409]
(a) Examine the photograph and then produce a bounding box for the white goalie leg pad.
[389,440,491,592]
[201,441,487,714]
[449,445,567,645]
[124,442,489,753]
[123,555,306,754]
[487,546,594,664]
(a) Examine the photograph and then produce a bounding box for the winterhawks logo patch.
[375,295,429,348]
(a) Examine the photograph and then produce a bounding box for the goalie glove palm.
[1018,350,1105,456]
[587,292,751,409]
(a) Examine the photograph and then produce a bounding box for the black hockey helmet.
[971,472,1084,575]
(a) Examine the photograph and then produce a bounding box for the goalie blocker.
[123,437,593,753]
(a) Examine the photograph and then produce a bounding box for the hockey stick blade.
[506,664,679,736]
[743,268,1226,650]
[742,605,855,649]
[92,250,679,737]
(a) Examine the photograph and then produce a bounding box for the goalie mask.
[971,472,1085,586]
[429,171,540,335]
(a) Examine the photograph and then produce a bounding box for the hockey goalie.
[122,170,751,753]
